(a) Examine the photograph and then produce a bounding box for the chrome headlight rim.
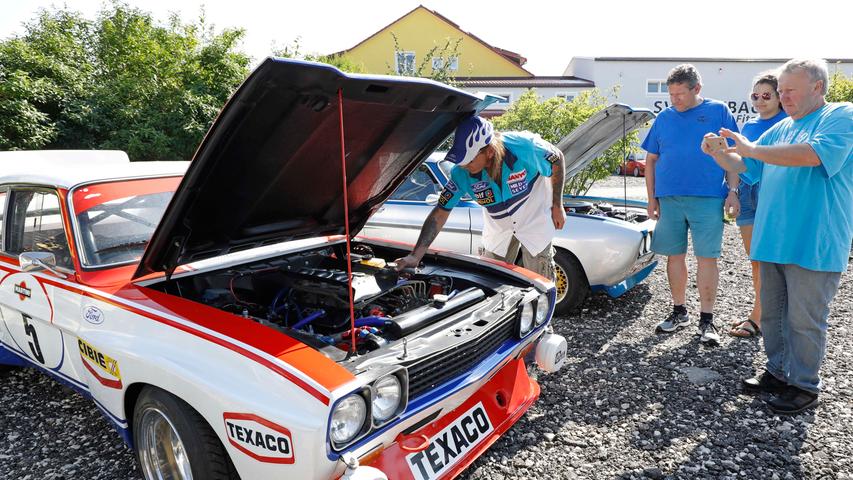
[371,374,403,424]
[535,291,550,326]
[329,390,370,449]
[518,301,534,336]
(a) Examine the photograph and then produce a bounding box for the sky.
[2,0,851,76]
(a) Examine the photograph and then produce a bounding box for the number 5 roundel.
[0,272,63,369]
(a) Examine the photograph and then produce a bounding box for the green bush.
[826,68,853,103]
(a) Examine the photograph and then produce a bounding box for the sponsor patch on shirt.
[471,181,490,192]
[474,188,496,205]
[438,189,454,207]
[445,180,458,192]
[508,169,529,195]
[406,402,494,480]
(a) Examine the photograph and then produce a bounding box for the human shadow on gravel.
[461,288,815,480]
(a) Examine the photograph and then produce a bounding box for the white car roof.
[0,150,188,189]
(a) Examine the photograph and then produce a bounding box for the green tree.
[826,68,853,103]
[274,37,365,73]
[0,4,251,160]
[493,89,638,196]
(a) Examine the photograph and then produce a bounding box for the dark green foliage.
[0,4,250,160]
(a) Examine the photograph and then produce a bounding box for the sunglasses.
[751,92,774,101]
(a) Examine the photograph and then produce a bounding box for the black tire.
[615,166,622,175]
[633,167,641,177]
[133,386,240,480]
[553,249,589,316]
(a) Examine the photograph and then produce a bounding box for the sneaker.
[767,386,818,415]
[655,310,690,333]
[742,371,788,394]
[699,319,720,345]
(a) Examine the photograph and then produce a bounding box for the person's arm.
[701,133,747,173]
[550,149,566,229]
[644,153,659,220]
[720,128,821,167]
[724,171,741,218]
[394,207,450,270]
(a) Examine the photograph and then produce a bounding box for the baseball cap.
[444,116,494,166]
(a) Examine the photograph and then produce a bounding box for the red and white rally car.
[0,59,567,480]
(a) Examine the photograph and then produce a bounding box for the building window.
[647,80,667,94]
[556,93,576,102]
[396,51,415,75]
[493,93,512,104]
[431,56,459,72]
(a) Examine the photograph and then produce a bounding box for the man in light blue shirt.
[704,58,853,415]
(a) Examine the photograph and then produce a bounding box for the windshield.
[72,177,180,268]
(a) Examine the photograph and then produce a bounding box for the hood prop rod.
[337,88,359,356]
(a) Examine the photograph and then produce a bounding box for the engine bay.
[150,242,521,358]
[564,199,649,223]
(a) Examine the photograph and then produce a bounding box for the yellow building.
[334,5,532,78]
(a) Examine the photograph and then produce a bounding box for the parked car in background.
[363,104,658,316]
[616,153,646,177]
[0,59,568,480]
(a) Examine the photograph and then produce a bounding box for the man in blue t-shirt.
[641,64,740,345]
[704,58,853,415]
[394,116,566,280]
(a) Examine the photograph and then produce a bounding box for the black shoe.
[742,371,788,394]
[767,386,818,415]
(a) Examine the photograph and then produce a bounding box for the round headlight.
[535,292,549,325]
[372,375,402,422]
[520,302,534,335]
[330,394,367,445]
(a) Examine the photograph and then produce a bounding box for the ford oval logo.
[82,306,104,325]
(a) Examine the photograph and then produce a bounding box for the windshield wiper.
[94,240,150,254]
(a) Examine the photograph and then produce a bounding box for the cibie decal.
[82,305,105,325]
[78,338,122,389]
[406,402,494,480]
[224,413,295,464]
[14,282,32,301]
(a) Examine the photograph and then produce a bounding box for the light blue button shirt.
[741,102,853,272]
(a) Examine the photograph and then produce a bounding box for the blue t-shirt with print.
[737,109,788,199]
[438,131,558,214]
[740,102,853,272]
[642,99,739,198]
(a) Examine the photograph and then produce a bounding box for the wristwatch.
[728,186,739,195]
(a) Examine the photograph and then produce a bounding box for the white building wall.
[460,87,586,114]
[565,57,853,145]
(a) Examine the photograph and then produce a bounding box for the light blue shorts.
[652,196,725,258]
[736,182,760,227]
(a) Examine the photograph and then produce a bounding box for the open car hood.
[556,104,655,179]
[135,58,490,279]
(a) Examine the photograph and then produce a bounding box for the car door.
[0,187,81,382]
[362,164,474,254]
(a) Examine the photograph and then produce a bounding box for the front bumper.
[359,357,539,480]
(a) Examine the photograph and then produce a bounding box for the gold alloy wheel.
[554,263,568,304]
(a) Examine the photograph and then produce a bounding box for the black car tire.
[633,167,641,177]
[553,249,589,315]
[133,386,239,480]
[615,166,622,175]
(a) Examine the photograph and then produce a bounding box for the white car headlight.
[519,301,534,336]
[535,292,549,325]
[372,375,402,423]
[330,394,367,445]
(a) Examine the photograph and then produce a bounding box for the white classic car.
[0,59,567,480]
[362,104,658,315]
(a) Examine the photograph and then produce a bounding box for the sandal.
[729,319,761,338]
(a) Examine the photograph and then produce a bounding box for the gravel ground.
[2,225,852,480]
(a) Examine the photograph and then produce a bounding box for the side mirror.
[425,193,439,205]
[19,252,69,279]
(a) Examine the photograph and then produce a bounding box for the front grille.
[406,310,518,399]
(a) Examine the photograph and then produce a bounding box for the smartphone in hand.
[705,136,728,152]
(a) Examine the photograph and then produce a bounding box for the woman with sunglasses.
[729,72,788,338]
